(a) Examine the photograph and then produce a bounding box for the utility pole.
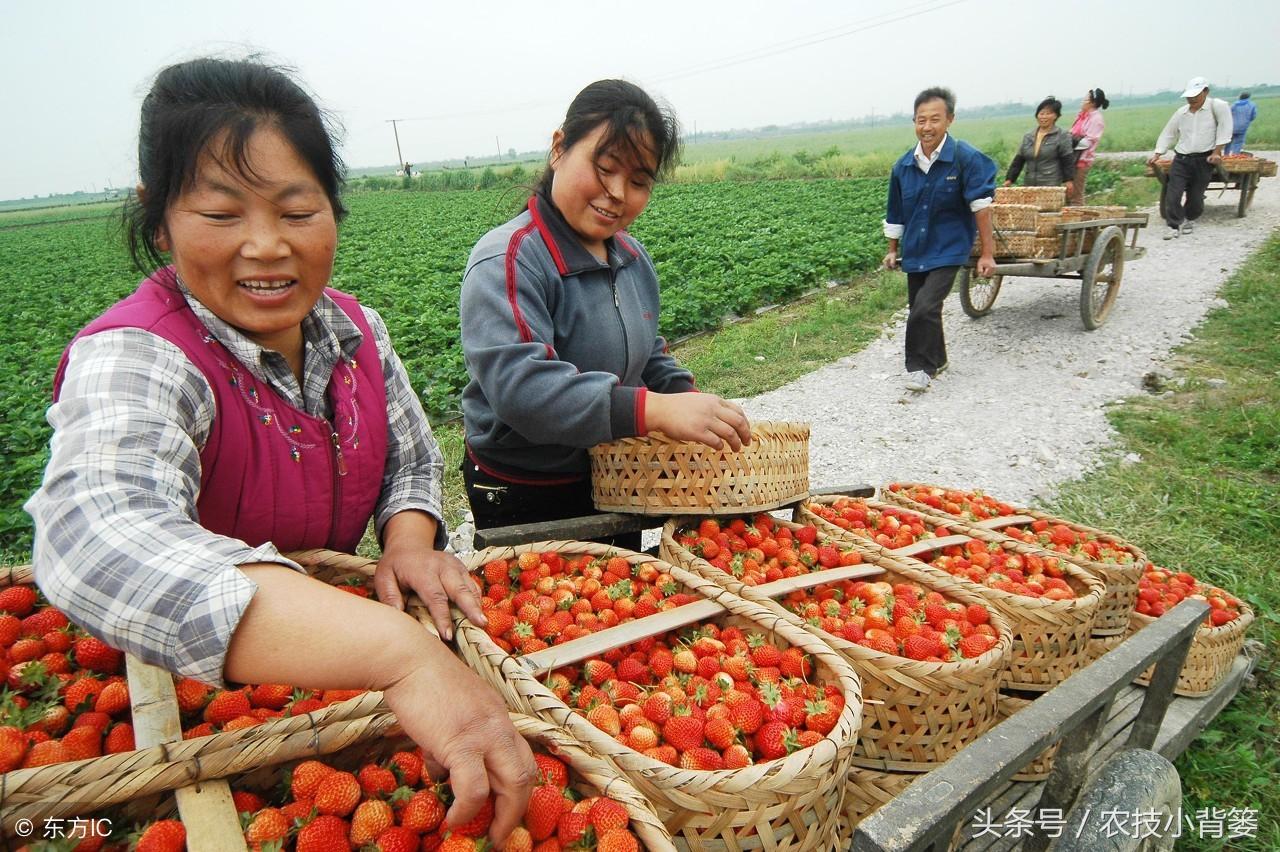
[496,136,502,159]
[387,119,404,169]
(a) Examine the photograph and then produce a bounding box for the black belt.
[1174,150,1212,158]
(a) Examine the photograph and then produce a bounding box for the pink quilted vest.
[54,268,387,553]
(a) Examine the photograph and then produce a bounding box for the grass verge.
[1047,235,1280,851]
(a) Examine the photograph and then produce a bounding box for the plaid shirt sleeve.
[361,306,448,547]
[24,329,303,686]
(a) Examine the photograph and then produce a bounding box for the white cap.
[1181,77,1209,98]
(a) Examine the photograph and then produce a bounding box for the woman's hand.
[645,392,752,451]
[1064,181,1074,194]
[377,510,486,640]
[382,649,538,847]
[1002,179,1013,187]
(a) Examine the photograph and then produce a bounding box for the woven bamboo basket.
[447,541,862,852]
[878,485,1146,636]
[991,204,1039,231]
[1034,212,1063,237]
[662,514,1013,771]
[1086,631,1126,664]
[1220,157,1263,173]
[795,497,1104,691]
[1129,604,1254,697]
[1031,235,1062,259]
[996,694,1060,781]
[1260,158,1277,177]
[839,766,920,836]
[589,422,810,516]
[994,185,1066,211]
[973,230,1036,258]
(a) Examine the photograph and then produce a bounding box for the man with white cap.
[1148,77,1234,239]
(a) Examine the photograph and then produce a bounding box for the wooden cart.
[959,214,1148,331]
[1148,158,1273,220]
[473,486,1256,852]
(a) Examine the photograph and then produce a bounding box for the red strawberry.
[661,714,704,753]
[22,739,70,768]
[104,722,136,753]
[291,759,335,800]
[723,743,753,768]
[63,675,105,713]
[445,797,494,838]
[72,637,122,674]
[174,678,211,713]
[72,711,112,732]
[704,716,737,750]
[250,683,293,710]
[0,614,21,646]
[804,699,839,735]
[204,689,252,725]
[584,659,615,686]
[9,638,46,662]
[779,648,812,680]
[357,763,399,798]
[22,607,70,637]
[244,807,290,850]
[966,604,990,625]
[598,829,639,852]
[588,797,629,834]
[94,680,130,715]
[374,826,419,852]
[557,811,591,846]
[231,790,265,815]
[295,814,351,852]
[135,819,186,852]
[350,799,395,846]
[60,725,103,761]
[756,721,795,760]
[525,783,567,840]
[0,586,37,617]
[398,788,445,833]
[534,752,569,788]
[314,770,361,817]
[748,636,781,668]
[679,746,725,771]
[641,692,673,726]
[0,725,30,771]
[389,750,423,786]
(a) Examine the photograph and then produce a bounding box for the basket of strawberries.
[879,483,1149,635]
[661,514,1014,773]
[1129,566,1254,697]
[446,541,862,852]
[793,497,1105,691]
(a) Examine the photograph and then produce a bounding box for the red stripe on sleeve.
[636,387,648,435]
[528,196,570,275]
[504,223,539,344]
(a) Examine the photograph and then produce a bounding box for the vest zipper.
[328,427,347,549]
[609,269,629,377]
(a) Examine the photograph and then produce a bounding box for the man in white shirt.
[1148,77,1233,239]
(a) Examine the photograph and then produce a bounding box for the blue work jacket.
[886,136,997,272]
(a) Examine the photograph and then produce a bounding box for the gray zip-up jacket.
[460,194,695,479]
[1006,126,1076,186]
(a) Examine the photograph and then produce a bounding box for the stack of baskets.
[980,186,1069,259]
[1059,205,1130,252]
[659,511,1014,835]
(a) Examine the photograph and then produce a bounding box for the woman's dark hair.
[1035,96,1063,118]
[533,79,681,199]
[914,86,956,117]
[1089,88,1110,110]
[125,57,347,273]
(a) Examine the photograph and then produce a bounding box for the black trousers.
[905,266,959,375]
[461,459,642,552]
[1164,152,1214,228]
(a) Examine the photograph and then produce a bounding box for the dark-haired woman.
[1069,88,1110,204]
[459,80,750,542]
[1003,96,1076,195]
[25,57,534,843]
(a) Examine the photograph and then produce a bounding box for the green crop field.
[0,178,888,557]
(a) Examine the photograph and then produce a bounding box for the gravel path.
[742,154,1280,506]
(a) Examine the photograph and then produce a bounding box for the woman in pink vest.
[1068,88,1110,205]
[25,58,534,842]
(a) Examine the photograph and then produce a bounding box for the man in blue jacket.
[883,87,997,392]
[1227,93,1257,154]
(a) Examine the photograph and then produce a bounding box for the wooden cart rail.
[1150,162,1264,219]
[470,483,875,549]
[850,598,1209,852]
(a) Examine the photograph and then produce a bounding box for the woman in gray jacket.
[1004,96,1076,194]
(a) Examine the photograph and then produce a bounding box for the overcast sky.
[3,0,1276,201]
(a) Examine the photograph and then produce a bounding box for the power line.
[386,0,967,125]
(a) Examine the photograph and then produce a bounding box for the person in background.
[883,86,997,393]
[1227,93,1257,154]
[25,57,534,845]
[459,80,751,545]
[1003,96,1076,197]
[1148,76,1233,239]
[1069,88,1110,204]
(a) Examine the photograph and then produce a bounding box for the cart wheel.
[1080,225,1125,330]
[1047,749,1180,851]
[959,269,1002,317]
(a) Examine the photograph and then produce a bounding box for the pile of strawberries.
[804,499,948,550]
[477,552,697,656]
[886,485,1140,565]
[671,515,864,587]
[0,584,136,771]
[548,622,845,769]
[923,540,1079,601]
[1137,567,1245,626]
[232,746,641,852]
[779,578,1000,662]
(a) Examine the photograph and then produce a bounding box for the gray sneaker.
[1163,227,1180,240]
[935,361,949,376]
[1181,221,1194,234]
[904,370,931,392]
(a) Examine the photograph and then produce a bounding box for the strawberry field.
[0,178,887,555]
